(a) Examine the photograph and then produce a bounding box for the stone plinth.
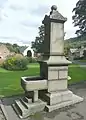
[45,94,83,112]
[39,5,83,112]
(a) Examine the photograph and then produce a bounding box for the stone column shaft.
[33,90,38,102]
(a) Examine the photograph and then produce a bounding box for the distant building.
[20,45,35,58]
[0,44,14,59]
[0,44,15,64]
[68,46,85,60]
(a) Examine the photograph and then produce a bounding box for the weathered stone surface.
[59,70,68,79]
[45,94,83,112]
[48,66,68,80]
[13,99,47,119]
[50,22,64,54]
[61,90,73,101]
[14,99,28,118]
[48,67,59,80]
[43,56,71,65]
[21,77,47,91]
[48,79,67,92]
[43,90,72,105]
[33,90,38,102]
[50,5,67,22]
[48,66,68,71]
[23,97,32,103]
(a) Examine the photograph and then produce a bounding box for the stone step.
[23,97,32,103]
[13,99,47,118]
[14,99,28,117]
[20,98,29,109]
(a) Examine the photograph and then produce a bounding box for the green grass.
[0,63,86,97]
[68,66,86,84]
[69,64,79,67]
[27,63,39,68]
[0,65,40,97]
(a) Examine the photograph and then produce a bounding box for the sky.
[0,0,79,46]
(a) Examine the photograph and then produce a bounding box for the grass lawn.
[0,63,86,97]
[0,64,39,97]
[68,65,86,84]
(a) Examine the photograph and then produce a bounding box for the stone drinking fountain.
[13,5,83,119]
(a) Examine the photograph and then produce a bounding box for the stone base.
[44,90,73,105]
[12,99,47,119]
[45,94,83,112]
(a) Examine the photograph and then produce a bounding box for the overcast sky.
[0,0,78,46]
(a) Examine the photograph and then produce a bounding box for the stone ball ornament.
[51,5,57,11]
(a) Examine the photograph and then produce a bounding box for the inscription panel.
[50,23,64,54]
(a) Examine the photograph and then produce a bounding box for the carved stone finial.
[51,5,57,11]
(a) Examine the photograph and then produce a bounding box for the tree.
[13,44,20,53]
[64,43,70,57]
[6,43,20,53]
[31,25,44,53]
[72,0,86,36]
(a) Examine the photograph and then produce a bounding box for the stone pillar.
[40,5,71,92]
[39,5,83,112]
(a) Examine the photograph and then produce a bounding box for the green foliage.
[6,43,20,53]
[72,0,86,36]
[26,57,37,63]
[65,35,86,49]
[31,25,44,53]
[2,56,28,71]
[0,42,27,54]
[64,43,71,56]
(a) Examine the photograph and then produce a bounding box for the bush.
[2,56,28,71]
[26,57,37,63]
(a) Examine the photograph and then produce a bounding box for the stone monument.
[39,5,83,112]
[12,5,83,118]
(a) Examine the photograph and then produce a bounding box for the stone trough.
[12,76,47,118]
[21,76,47,92]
